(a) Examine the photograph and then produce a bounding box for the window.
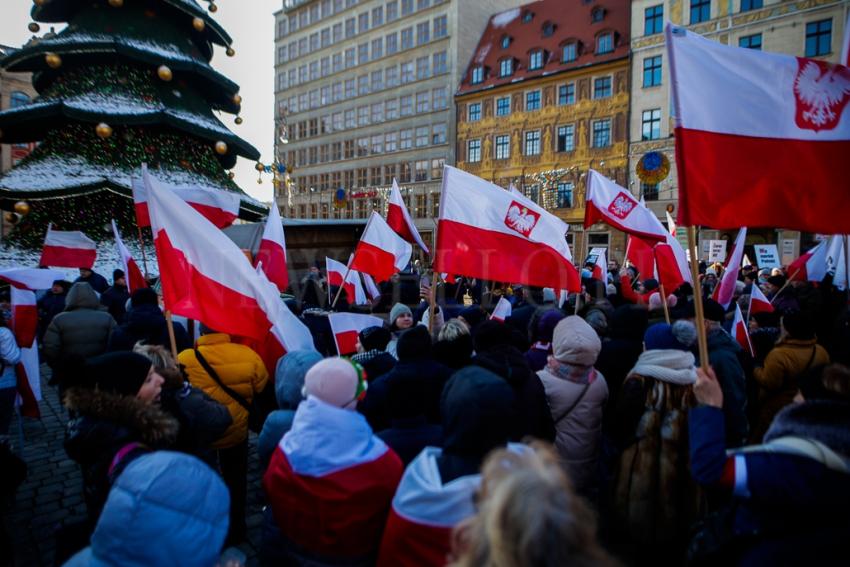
[543,21,556,37]
[345,48,356,68]
[345,78,356,98]
[310,32,319,52]
[321,57,330,77]
[401,27,413,49]
[524,130,541,155]
[372,70,383,91]
[432,123,446,144]
[332,53,342,72]
[740,0,762,12]
[591,8,604,23]
[556,182,574,208]
[345,109,355,128]
[320,86,330,104]
[433,87,447,109]
[525,185,539,204]
[386,98,398,119]
[309,61,319,81]
[386,33,398,54]
[642,183,659,201]
[471,66,484,84]
[597,32,613,54]
[529,50,544,70]
[558,83,575,105]
[387,0,398,21]
[495,134,510,160]
[496,96,511,116]
[522,11,533,23]
[643,56,662,87]
[592,119,611,148]
[431,159,445,181]
[805,19,832,57]
[345,17,356,38]
[417,21,430,45]
[358,43,369,65]
[690,0,710,24]
[386,65,398,87]
[416,91,430,113]
[417,0,431,10]
[468,139,482,162]
[358,74,369,95]
[433,51,447,74]
[434,15,447,38]
[372,102,384,122]
[562,42,577,62]
[557,125,575,152]
[739,33,762,50]
[526,90,541,111]
[357,138,369,157]
[373,6,384,26]
[501,35,511,49]
[359,12,369,33]
[333,23,343,43]
[593,76,612,98]
[401,95,413,116]
[372,135,383,154]
[384,164,396,184]
[372,37,383,59]
[416,56,430,80]
[357,167,368,185]
[399,162,411,183]
[415,161,428,182]
[499,58,513,77]
[358,105,370,126]
[401,61,414,83]
[468,102,482,121]
[402,0,414,16]
[332,112,343,131]
[385,132,398,152]
[641,109,662,140]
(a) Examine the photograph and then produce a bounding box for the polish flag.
[654,241,686,292]
[264,397,403,559]
[749,283,774,315]
[328,312,384,356]
[666,210,677,236]
[350,212,412,283]
[143,165,316,373]
[387,179,429,254]
[490,296,512,322]
[326,257,367,305]
[788,240,829,282]
[132,175,241,229]
[362,272,381,302]
[0,267,65,292]
[255,204,289,293]
[712,228,747,310]
[111,220,147,293]
[591,248,607,281]
[626,235,655,280]
[827,235,849,291]
[39,224,97,269]
[584,170,669,242]
[377,447,480,567]
[667,25,850,233]
[10,287,41,417]
[435,166,579,292]
[732,304,754,357]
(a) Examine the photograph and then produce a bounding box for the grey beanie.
[390,303,413,326]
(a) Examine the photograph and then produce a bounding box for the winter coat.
[43,283,116,366]
[74,271,109,294]
[537,364,609,493]
[178,334,269,449]
[689,401,850,564]
[613,350,698,548]
[63,451,229,567]
[0,327,22,389]
[432,335,473,370]
[63,387,179,524]
[377,416,443,466]
[99,285,130,323]
[701,328,749,448]
[37,291,66,341]
[473,348,556,442]
[751,338,829,443]
[524,342,551,372]
[159,382,232,463]
[769,288,799,315]
[107,304,191,353]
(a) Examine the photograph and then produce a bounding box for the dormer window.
[562,42,578,62]
[522,10,534,23]
[471,65,484,84]
[591,7,606,23]
[596,32,613,54]
[501,35,511,49]
[529,49,544,70]
[499,57,513,77]
[542,21,556,37]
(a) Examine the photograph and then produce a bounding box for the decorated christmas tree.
[0,0,264,247]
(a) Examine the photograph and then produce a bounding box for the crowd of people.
[0,257,848,566]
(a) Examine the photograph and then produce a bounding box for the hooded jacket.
[43,283,116,366]
[100,284,130,323]
[107,304,191,353]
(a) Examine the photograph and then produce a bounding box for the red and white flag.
[40,224,97,269]
[435,166,579,292]
[132,174,241,229]
[143,165,316,372]
[732,304,754,357]
[584,170,669,242]
[665,210,677,236]
[590,248,607,281]
[0,267,65,292]
[654,240,687,291]
[350,212,412,283]
[111,220,147,293]
[387,179,429,254]
[328,312,384,356]
[490,297,512,322]
[667,25,850,233]
[255,204,289,293]
[626,235,655,280]
[712,228,748,309]
[326,257,367,306]
[749,283,774,315]
[827,235,849,291]
[788,240,829,282]
[362,272,381,302]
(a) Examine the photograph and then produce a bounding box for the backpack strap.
[194,348,251,413]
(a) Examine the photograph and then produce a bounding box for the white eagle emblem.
[607,192,637,220]
[793,59,850,132]
[504,201,540,237]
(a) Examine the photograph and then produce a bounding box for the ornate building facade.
[455,0,632,263]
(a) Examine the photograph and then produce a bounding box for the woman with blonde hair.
[450,442,615,567]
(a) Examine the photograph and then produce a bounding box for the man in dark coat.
[37,280,70,342]
[100,270,131,323]
[107,288,190,353]
[597,305,648,434]
[74,268,109,294]
[376,370,443,466]
[350,326,396,382]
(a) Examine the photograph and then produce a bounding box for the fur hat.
[87,352,152,397]
[390,303,412,326]
[359,325,392,352]
[303,357,363,409]
[551,316,601,366]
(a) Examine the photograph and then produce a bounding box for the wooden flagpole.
[330,264,353,309]
[659,282,671,324]
[687,227,710,370]
[769,268,800,304]
[164,310,179,361]
[427,269,439,335]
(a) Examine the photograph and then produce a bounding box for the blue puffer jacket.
[63,451,229,567]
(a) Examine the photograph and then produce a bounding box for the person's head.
[133,343,183,389]
[534,309,566,344]
[643,323,691,351]
[390,303,414,331]
[584,309,608,338]
[551,316,602,369]
[303,357,366,409]
[770,267,784,277]
[130,287,159,309]
[744,272,757,285]
[687,298,725,331]
[766,275,786,295]
[781,310,816,341]
[275,350,323,409]
[51,280,70,295]
[79,267,93,278]
[357,325,392,354]
[438,318,470,342]
[112,269,126,287]
[451,442,613,567]
[472,320,512,353]
[86,352,164,404]
[643,278,659,293]
[797,364,850,403]
[458,306,487,331]
[397,325,432,362]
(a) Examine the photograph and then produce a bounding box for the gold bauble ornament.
[28,22,40,32]
[234,116,243,125]
[214,141,228,155]
[157,65,173,81]
[96,123,113,139]
[209,2,218,12]
[192,17,205,32]
[45,53,62,69]
[255,162,265,172]
[14,201,31,216]
[232,94,242,106]
[226,47,235,57]
[108,0,124,7]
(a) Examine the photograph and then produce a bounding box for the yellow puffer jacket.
[178,334,269,449]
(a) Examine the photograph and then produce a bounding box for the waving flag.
[255,204,289,293]
[788,240,829,282]
[350,212,412,283]
[0,267,65,292]
[665,210,677,236]
[435,166,579,292]
[732,304,754,357]
[362,272,381,302]
[749,283,774,315]
[490,297,512,323]
[584,170,669,242]
[667,25,850,233]
[387,179,429,254]
[40,224,97,269]
[590,248,607,281]
[654,240,687,291]
[111,220,147,293]
[132,175,241,229]
[626,235,655,279]
[712,228,748,310]
[326,257,367,306]
[328,312,384,355]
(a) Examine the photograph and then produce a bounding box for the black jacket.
[107,304,191,352]
[37,291,66,341]
[74,272,109,294]
[159,382,232,464]
[377,416,443,466]
[100,285,130,323]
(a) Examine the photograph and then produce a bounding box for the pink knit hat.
[552,316,602,366]
[303,358,359,409]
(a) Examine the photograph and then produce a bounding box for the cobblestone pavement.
[3,368,266,567]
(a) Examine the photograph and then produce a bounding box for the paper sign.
[585,247,607,267]
[707,240,727,263]
[754,244,781,269]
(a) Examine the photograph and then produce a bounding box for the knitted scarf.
[628,350,697,386]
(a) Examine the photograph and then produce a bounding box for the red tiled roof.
[457,0,630,95]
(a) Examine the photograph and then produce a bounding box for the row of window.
[288,123,448,168]
[292,158,446,197]
[289,190,439,221]
[465,119,613,163]
[281,53,448,115]
[279,0,444,38]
